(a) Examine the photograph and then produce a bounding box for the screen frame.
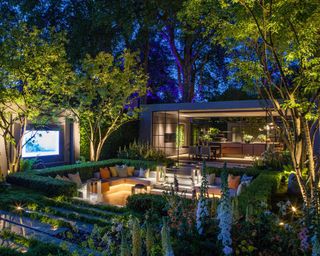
[22,130,60,158]
[21,125,64,163]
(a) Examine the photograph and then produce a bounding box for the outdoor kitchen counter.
[218,142,271,157]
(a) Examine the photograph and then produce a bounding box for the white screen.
[22,130,60,158]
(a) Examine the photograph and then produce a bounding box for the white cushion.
[68,172,82,186]
[139,168,150,178]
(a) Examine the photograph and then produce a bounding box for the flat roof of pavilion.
[141,99,276,117]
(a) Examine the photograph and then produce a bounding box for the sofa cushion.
[100,167,110,179]
[241,174,253,183]
[139,168,150,178]
[94,172,101,179]
[117,166,128,178]
[207,173,216,185]
[127,166,134,177]
[55,174,63,180]
[68,172,82,186]
[214,177,222,185]
[109,166,118,177]
[228,174,240,189]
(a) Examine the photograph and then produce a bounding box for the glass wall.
[152,111,179,156]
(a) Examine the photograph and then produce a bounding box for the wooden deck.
[170,154,254,168]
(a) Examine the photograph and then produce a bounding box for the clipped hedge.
[7,159,158,197]
[0,247,23,256]
[6,173,77,197]
[207,166,263,177]
[238,171,283,215]
[126,194,167,216]
[34,159,158,179]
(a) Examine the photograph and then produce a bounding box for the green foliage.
[131,217,142,256]
[0,247,23,256]
[238,172,283,216]
[70,50,147,161]
[118,141,173,166]
[6,172,77,197]
[0,23,73,173]
[120,230,131,256]
[126,194,167,216]
[176,124,185,148]
[258,149,292,171]
[19,158,37,172]
[7,159,158,196]
[0,230,72,256]
[161,217,174,256]
[145,221,154,256]
[207,166,262,177]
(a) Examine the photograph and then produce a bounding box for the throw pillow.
[93,172,101,179]
[241,174,253,183]
[228,174,241,189]
[237,182,249,196]
[117,166,128,178]
[68,172,82,186]
[61,176,71,182]
[109,166,118,177]
[139,168,150,178]
[127,166,134,176]
[207,173,216,185]
[100,167,110,179]
[55,175,63,180]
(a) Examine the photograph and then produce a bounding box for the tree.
[70,50,147,161]
[0,23,73,173]
[186,0,320,208]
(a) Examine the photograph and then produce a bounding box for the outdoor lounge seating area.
[55,163,255,205]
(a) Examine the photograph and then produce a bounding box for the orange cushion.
[127,166,134,176]
[109,166,118,177]
[228,174,240,189]
[100,167,110,179]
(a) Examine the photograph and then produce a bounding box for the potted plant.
[257,134,267,142]
[207,127,220,141]
[243,134,253,143]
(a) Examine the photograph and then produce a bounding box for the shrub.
[255,148,292,171]
[118,141,174,166]
[207,166,262,177]
[126,194,167,216]
[0,247,23,256]
[237,171,282,215]
[6,173,77,197]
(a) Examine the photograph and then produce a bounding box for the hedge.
[237,171,283,215]
[7,159,158,197]
[6,173,77,197]
[34,158,158,178]
[0,247,23,256]
[207,166,263,177]
[126,194,167,216]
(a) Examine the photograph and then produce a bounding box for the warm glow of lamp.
[279,222,284,226]
[292,206,297,212]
